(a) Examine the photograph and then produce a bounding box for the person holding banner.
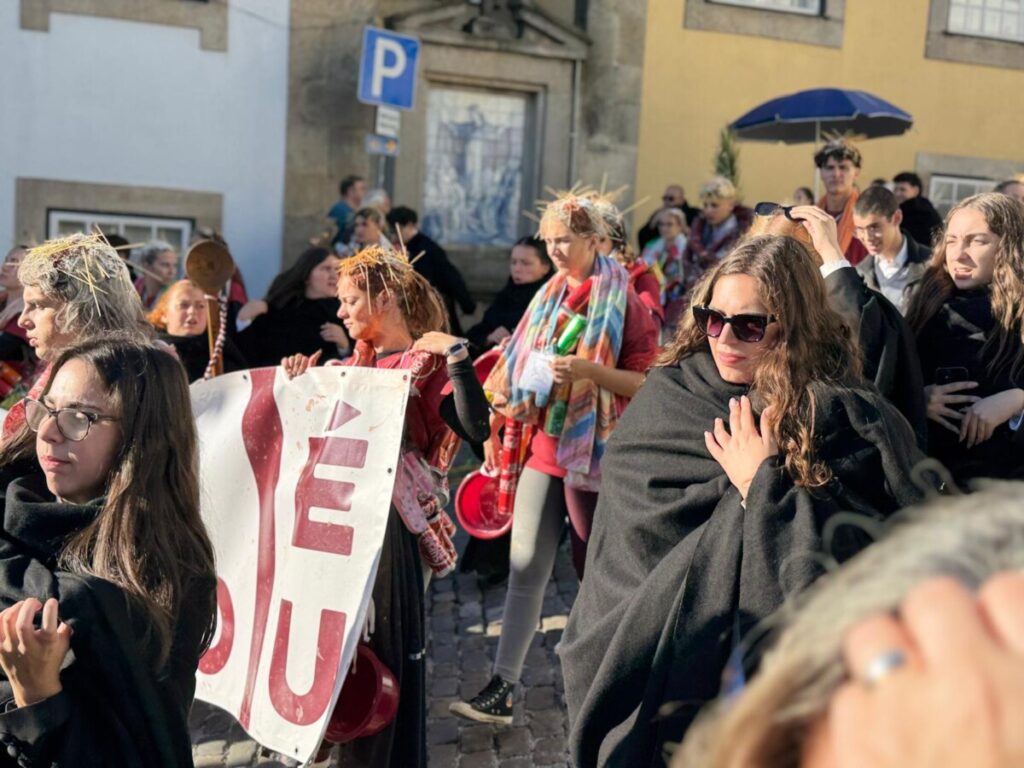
[282,244,490,768]
[450,193,657,726]
[0,337,216,767]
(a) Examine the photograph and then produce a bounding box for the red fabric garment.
[631,269,665,331]
[526,288,658,478]
[2,363,51,440]
[2,317,27,343]
[339,349,450,456]
[819,189,868,266]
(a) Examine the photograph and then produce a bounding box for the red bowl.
[324,644,400,744]
[455,469,511,540]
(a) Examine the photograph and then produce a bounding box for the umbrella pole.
[813,121,821,201]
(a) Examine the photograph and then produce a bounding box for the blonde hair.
[538,194,606,239]
[18,233,152,346]
[673,480,1024,768]
[700,176,738,203]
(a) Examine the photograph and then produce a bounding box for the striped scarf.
[484,254,628,490]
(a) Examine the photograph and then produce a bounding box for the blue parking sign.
[357,27,420,111]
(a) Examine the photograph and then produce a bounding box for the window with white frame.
[46,211,193,257]
[948,0,1024,44]
[709,0,822,15]
[928,175,997,217]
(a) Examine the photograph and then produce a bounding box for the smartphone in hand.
[935,366,970,386]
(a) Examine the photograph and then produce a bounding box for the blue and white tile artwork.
[422,87,526,247]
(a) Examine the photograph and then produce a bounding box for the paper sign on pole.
[375,106,401,138]
[191,366,409,762]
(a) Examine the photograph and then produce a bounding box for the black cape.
[158,331,247,383]
[824,267,928,447]
[235,297,346,368]
[465,273,552,357]
[0,472,215,767]
[561,351,926,768]
[915,288,1024,483]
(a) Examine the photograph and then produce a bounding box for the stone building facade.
[284,0,648,296]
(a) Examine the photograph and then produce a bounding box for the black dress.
[561,351,927,768]
[158,331,247,383]
[915,287,1024,483]
[0,471,216,767]
[235,298,347,368]
[465,273,552,358]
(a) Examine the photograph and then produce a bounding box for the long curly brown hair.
[657,235,862,488]
[904,192,1024,384]
[338,245,448,340]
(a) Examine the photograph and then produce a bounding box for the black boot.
[449,674,514,725]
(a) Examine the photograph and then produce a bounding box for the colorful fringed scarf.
[484,254,629,490]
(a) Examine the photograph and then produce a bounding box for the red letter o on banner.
[199,577,235,675]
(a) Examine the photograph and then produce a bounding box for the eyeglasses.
[693,306,777,343]
[25,398,120,442]
[753,201,802,222]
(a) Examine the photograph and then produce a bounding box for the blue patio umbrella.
[730,88,913,144]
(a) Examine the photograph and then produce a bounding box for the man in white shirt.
[851,186,931,315]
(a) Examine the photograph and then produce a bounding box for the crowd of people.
[0,136,1019,768]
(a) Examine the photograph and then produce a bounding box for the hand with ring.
[824,574,1024,768]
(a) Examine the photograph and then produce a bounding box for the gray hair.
[19,233,152,346]
[136,239,176,266]
[674,480,1024,768]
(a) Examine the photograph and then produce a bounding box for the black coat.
[915,288,1024,483]
[0,472,215,767]
[561,351,926,768]
[158,331,247,383]
[235,297,346,368]
[899,196,943,249]
[465,273,552,357]
[406,232,475,336]
[824,266,928,446]
[854,233,931,310]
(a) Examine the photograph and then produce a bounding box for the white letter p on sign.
[371,39,407,99]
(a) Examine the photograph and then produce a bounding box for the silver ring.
[861,648,907,687]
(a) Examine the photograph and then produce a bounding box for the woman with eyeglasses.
[561,234,927,768]
[0,337,216,767]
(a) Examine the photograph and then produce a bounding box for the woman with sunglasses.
[561,235,927,768]
[0,337,216,767]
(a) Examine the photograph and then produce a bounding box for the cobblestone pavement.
[190,541,579,767]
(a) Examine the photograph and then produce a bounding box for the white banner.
[190,366,410,762]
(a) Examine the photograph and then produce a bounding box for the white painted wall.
[0,0,290,297]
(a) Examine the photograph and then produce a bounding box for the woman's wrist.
[13,682,61,708]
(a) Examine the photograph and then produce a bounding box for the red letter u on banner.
[268,599,347,725]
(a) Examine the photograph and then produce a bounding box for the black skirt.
[337,506,427,768]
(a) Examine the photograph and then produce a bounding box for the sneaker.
[449,674,514,725]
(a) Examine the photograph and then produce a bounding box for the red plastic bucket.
[324,644,400,744]
[455,468,511,540]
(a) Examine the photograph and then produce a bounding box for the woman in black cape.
[0,337,216,767]
[236,246,350,367]
[560,235,928,768]
[905,192,1024,484]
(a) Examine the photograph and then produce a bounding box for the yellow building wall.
[635,0,1024,224]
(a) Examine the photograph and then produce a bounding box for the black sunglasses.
[693,305,777,343]
[753,201,803,222]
